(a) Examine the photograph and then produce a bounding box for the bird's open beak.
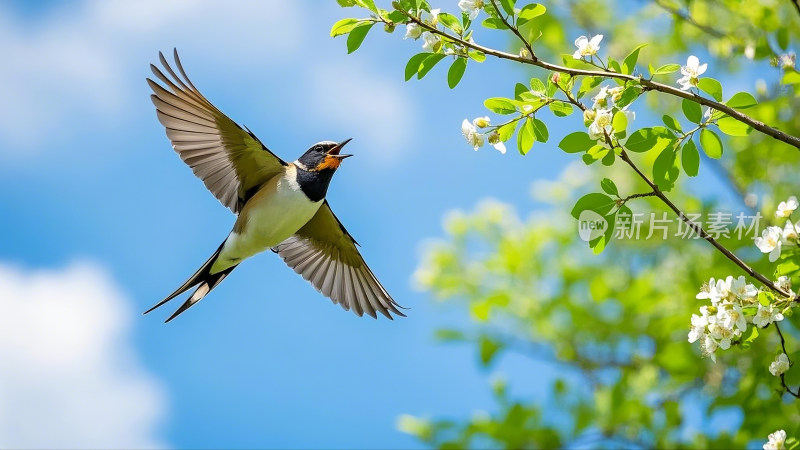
[328,138,353,159]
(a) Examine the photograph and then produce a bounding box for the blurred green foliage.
[334,0,800,447]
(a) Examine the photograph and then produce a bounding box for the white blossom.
[487,131,506,154]
[461,119,483,150]
[421,32,441,52]
[572,35,603,59]
[769,354,790,377]
[677,55,707,90]
[730,276,758,301]
[782,221,799,243]
[472,116,490,128]
[608,86,624,103]
[776,275,793,293]
[592,86,610,109]
[755,226,783,262]
[752,302,784,328]
[404,23,422,40]
[775,196,798,218]
[763,429,787,450]
[588,108,612,140]
[696,277,725,304]
[458,0,484,20]
[780,53,796,70]
[420,8,440,26]
[718,303,747,333]
[701,333,718,362]
[688,311,709,343]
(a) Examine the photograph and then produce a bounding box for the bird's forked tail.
[144,242,237,322]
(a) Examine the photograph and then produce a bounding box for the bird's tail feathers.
[144,242,237,322]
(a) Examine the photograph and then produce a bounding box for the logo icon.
[578,210,608,242]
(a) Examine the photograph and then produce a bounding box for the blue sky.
[0,0,580,447]
[2,0,775,447]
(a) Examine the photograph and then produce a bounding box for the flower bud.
[583,109,596,123]
[487,131,501,145]
[473,116,491,128]
[384,23,396,33]
[550,72,560,84]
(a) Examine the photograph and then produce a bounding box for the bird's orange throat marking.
[316,155,342,171]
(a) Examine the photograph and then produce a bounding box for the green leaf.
[549,102,573,117]
[578,76,603,99]
[570,193,616,219]
[517,118,535,155]
[600,178,618,196]
[697,78,723,101]
[346,22,375,53]
[531,118,548,142]
[681,139,699,177]
[484,97,517,114]
[497,121,517,142]
[681,98,702,123]
[725,92,757,109]
[699,129,723,158]
[404,53,429,81]
[783,70,800,85]
[529,77,546,95]
[354,0,377,11]
[438,12,463,33]
[653,147,679,191]
[514,83,528,100]
[498,0,516,16]
[622,43,647,75]
[717,116,752,136]
[625,127,659,152]
[479,336,502,365]
[482,17,508,29]
[447,58,467,88]
[417,53,446,79]
[612,110,628,134]
[558,131,595,153]
[662,114,682,133]
[614,86,640,108]
[776,260,800,277]
[652,63,680,75]
[330,18,361,37]
[517,3,546,26]
[777,26,790,51]
[468,50,486,62]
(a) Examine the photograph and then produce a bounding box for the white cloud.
[0,0,305,152]
[307,60,412,162]
[0,261,166,449]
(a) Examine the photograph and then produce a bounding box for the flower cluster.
[583,84,634,140]
[755,196,799,262]
[461,117,506,153]
[688,275,784,362]
[677,55,707,90]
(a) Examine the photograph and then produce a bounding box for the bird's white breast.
[213,165,322,272]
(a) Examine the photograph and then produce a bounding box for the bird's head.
[297,139,353,172]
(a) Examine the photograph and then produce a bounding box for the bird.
[143,49,404,322]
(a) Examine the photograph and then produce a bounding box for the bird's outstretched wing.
[272,202,405,319]
[147,49,286,213]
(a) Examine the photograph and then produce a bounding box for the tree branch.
[556,80,794,300]
[651,0,726,38]
[398,10,800,150]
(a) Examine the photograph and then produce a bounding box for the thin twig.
[488,0,535,60]
[774,322,800,398]
[652,0,726,38]
[397,10,800,150]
